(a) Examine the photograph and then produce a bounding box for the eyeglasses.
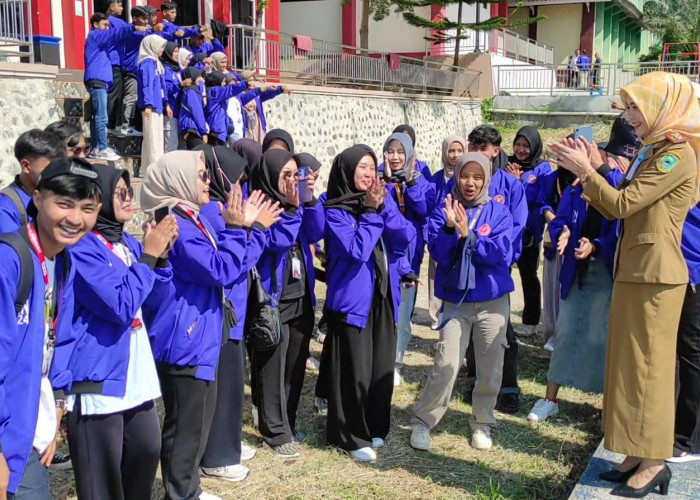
[69,146,91,157]
[114,186,134,203]
[197,170,210,183]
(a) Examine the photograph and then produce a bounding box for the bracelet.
[55,399,66,410]
[579,168,595,183]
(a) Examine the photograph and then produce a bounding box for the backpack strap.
[0,233,34,315]
[0,186,28,227]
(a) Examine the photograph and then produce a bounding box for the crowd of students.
[84,0,288,166]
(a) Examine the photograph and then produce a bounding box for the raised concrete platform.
[569,442,700,499]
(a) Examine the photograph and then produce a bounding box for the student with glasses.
[44,121,90,159]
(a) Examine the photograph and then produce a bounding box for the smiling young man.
[0,158,101,499]
[0,129,66,234]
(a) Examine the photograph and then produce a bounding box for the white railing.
[0,0,33,63]
[225,24,481,96]
[438,28,553,66]
[493,60,700,96]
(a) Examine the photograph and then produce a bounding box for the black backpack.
[0,185,28,228]
[0,233,34,315]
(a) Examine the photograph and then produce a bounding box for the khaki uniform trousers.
[414,295,508,429]
[141,111,164,173]
[603,281,685,459]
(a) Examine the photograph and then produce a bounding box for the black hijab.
[262,129,295,154]
[161,42,179,71]
[193,145,247,203]
[492,148,509,173]
[181,67,203,92]
[231,138,262,181]
[93,163,130,243]
[393,124,416,146]
[250,149,296,207]
[508,126,544,170]
[204,70,226,88]
[294,152,322,173]
[325,145,377,215]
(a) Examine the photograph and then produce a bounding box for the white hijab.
[178,47,193,70]
[138,34,167,75]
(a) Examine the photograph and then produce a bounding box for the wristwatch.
[55,399,67,411]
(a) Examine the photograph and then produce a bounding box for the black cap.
[294,152,322,172]
[37,157,99,189]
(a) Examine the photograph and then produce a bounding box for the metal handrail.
[0,0,33,63]
[492,60,700,96]
[438,28,554,66]
[224,24,481,96]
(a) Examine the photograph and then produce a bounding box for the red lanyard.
[26,223,58,332]
[92,231,143,330]
[178,203,216,247]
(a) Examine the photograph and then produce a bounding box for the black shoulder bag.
[245,263,282,351]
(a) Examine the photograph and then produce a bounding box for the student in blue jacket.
[203,71,249,146]
[137,35,170,171]
[505,126,553,338]
[411,153,514,453]
[83,13,144,162]
[465,126,527,415]
[179,68,209,150]
[262,128,295,154]
[105,0,126,132]
[527,178,618,423]
[161,41,182,153]
[380,133,435,387]
[248,149,325,458]
[392,124,433,179]
[160,2,204,40]
[323,145,415,463]
[242,85,289,144]
[193,145,281,482]
[427,135,466,329]
[140,150,253,500]
[64,163,178,499]
[44,120,89,159]
[0,158,101,499]
[0,130,65,234]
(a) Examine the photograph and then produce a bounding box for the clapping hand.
[255,200,284,229]
[282,176,299,207]
[242,189,265,227]
[143,215,179,257]
[365,177,386,209]
[505,162,522,180]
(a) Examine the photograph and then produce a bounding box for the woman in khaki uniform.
[550,72,700,498]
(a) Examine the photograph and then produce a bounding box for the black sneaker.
[495,393,520,414]
[263,441,300,458]
[51,451,72,470]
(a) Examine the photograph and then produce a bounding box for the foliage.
[642,0,700,43]
[481,96,494,121]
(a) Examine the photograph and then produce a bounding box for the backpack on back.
[0,233,34,315]
[0,185,28,228]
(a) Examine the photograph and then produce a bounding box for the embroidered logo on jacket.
[657,153,680,173]
[478,224,491,236]
[493,194,505,204]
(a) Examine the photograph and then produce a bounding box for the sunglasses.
[114,186,134,203]
[197,170,210,183]
[69,146,91,157]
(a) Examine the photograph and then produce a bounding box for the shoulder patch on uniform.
[657,153,680,173]
[493,194,505,204]
[666,132,687,144]
[477,223,491,236]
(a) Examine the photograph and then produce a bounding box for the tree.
[390,1,544,67]
[642,0,700,44]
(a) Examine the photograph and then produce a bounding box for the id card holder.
[292,254,302,279]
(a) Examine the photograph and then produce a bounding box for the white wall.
[536,4,582,65]
[367,7,430,54]
[445,3,490,24]
[280,1,342,45]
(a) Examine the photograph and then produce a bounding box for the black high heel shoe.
[610,464,672,498]
[599,463,640,483]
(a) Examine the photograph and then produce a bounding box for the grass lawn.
[51,126,613,499]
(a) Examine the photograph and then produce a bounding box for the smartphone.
[154,206,170,224]
[297,166,314,203]
[573,125,594,144]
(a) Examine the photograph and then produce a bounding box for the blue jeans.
[395,284,417,369]
[86,84,108,150]
[8,449,51,499]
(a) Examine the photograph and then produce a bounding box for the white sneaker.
[527,398,559,422]
[315,397,328,416]
[543,337,558,352]
[241,443,256,461]
[349,447,376,462]
[666,452,700,463]
[471,425,493,450]
[394,369,402,387]
[306,357,320,371]
[200,464,249,483]
[251,404,259,427]
[514,324,538,338]
[199,492,222,500]
[88,148,121,162]
[371,437,385,449]
[410,424,431,450]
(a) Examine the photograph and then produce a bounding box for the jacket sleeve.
[164,69,180,100]
[169,220,248,286]
[259,86,284,102]
[239,88,259,107]
[548,187,574,243]
[214,81,248,101]
[242,226,267,272]
[381,193,416,250]
[0,254,22,445]
[182,26,201,38]
[70,240,157,326]
[536,171,557,216]
[509,180,528,255]
[182,91,208,136]
[300,200,325,244]
[473,207,513,267]
[427,206,459,266]
[211,39,226,54]
[139,60,158,109]
[583,144,696,219]
[96,25,133,48]
[264,210,302,253]
[593,218,619,265]
[326,208,384,263]
[404,177,434,222]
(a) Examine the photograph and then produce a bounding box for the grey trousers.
[121,74,138,129]
[414,295,509,429]
[542,253,562,343]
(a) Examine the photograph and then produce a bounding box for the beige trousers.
[414,295,509,429]
[141,111,164,172]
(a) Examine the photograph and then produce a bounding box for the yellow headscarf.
[620,72,700,180]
